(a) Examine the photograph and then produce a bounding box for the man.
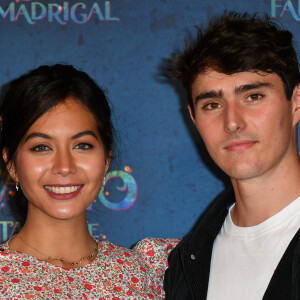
[164,12,300,299]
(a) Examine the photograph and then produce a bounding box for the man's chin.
[225,165,263,181]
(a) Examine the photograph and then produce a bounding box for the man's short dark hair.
[165,11,300,113]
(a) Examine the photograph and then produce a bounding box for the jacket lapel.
[263,228,300,300]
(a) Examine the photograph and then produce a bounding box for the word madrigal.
[271,0,300,20]
[0,1,120,25]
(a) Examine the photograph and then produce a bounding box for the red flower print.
[157,285,162,294]
[166,243,173,251]
[84,284,94,291]
[83,293,88,300]
[149,284,155,291]
[54,288,62,294]
[140,266,146,272]
[1,266,9,272]
[147,250,155,257]
[114,286,122,292]
[131,276,139,283]
[147,293,155,298]
[124,251,130,257]
[0,238,180,299]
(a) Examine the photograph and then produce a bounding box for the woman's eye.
[75,143,94,150]
[202,102,221,110]
[30,145,50,152]
[246,94,263,102]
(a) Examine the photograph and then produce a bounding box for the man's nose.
[224,104,246,133]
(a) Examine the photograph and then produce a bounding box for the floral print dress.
[0,237,179,299]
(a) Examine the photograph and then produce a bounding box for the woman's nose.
[52,148,76,176]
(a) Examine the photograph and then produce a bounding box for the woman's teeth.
[44,185,81,194]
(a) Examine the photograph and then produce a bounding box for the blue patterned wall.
[0,0,299,247]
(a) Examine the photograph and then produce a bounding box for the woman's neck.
[9,211,97,268]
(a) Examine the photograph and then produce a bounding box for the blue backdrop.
[0,0,299,248]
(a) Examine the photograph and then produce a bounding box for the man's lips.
[224,140,257,152]
[43,184,83,200]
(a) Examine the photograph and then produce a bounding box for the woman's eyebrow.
[24,132,51,142]
[24,131,99,143]
[71,131,98,140]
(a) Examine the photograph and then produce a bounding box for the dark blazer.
[164,188,300,300]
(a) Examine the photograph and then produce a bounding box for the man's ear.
[292,83,300,126]
[187,105,196,125]
[2,149,18,182]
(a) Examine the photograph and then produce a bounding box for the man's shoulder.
[166,186,235,265]
[179,186,235,248]
[164,187,235,299]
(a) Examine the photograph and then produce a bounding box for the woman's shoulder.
[99,237,180,261]
[98,238,180,277]
[133,237,180,259]
[0,240,15,263]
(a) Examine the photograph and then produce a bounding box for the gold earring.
[16,182,19,191]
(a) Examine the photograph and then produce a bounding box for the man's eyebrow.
[194,82,273,103]
[194,90,223,103]
[24,131,99,142]
[234,82,273,94]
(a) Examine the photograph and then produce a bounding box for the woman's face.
[10,97,109,221]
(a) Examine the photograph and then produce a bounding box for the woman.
[0,64,179,299]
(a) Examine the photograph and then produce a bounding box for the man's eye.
[30,145,50,152]
[203,102,221,110]
[75,143,94,150]
[246,94,263,102]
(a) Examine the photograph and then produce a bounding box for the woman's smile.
[43,184,84,200]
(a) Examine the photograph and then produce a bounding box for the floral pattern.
[0,237,179,299]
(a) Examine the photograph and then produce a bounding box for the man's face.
[190,69,300,181]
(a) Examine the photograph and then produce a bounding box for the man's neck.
[230,153,300,227]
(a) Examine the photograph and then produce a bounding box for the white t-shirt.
[207,196,300,300]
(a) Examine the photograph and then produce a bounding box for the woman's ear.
[2,149,18,182]
[104,151,112,175]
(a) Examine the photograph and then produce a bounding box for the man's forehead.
[190,69,285,102]
[191,70,279,91]
[195,68,271,81]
